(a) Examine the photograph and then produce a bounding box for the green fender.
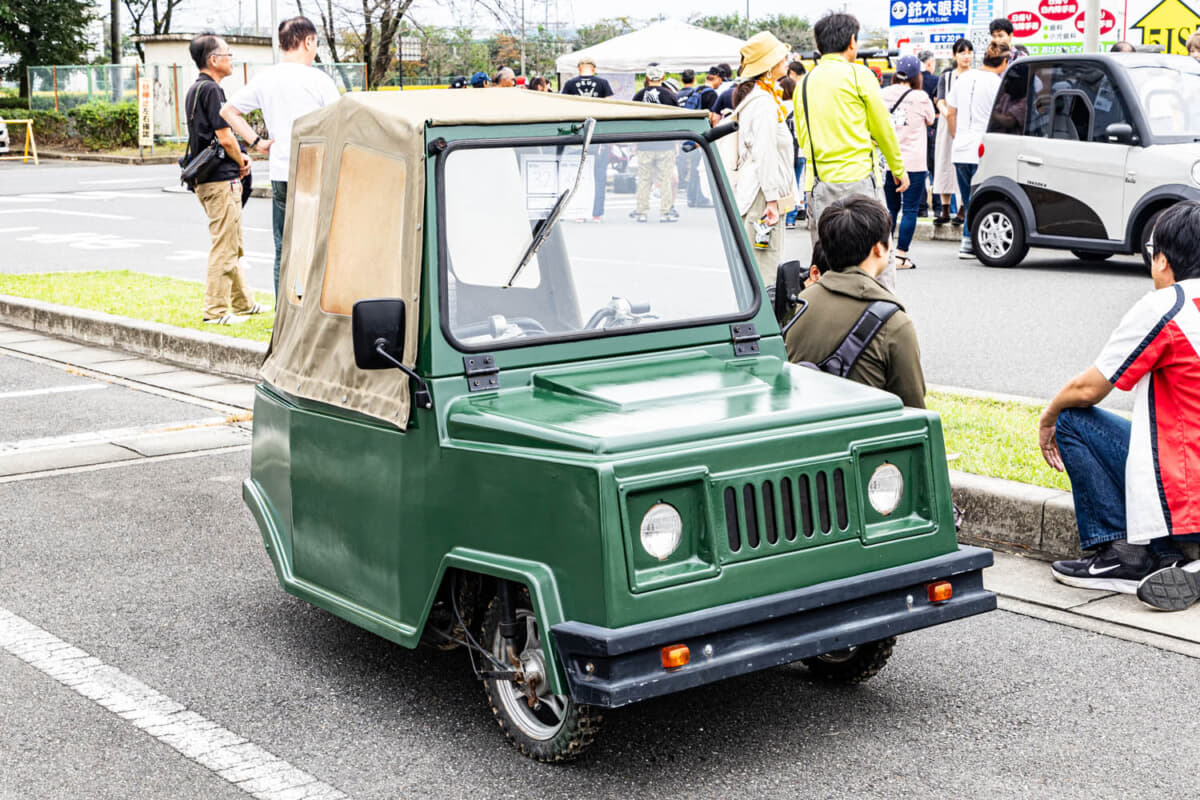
[429,548,569,695]
[245,477,570,694]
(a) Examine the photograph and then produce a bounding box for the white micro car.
[0,119,8,154]
[969,53,1200,268]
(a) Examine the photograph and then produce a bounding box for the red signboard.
[1009,10,1044,36]
[1038,0,1079,21]
[1074,8,1117,33]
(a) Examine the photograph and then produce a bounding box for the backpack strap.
[817,300,901,378]
[889,87,914,114]
[801,72,819,184]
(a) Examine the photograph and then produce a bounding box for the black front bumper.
[551,546,995,708]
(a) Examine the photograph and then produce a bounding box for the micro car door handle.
[1017,155,1044,166]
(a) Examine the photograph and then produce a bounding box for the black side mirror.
[351,298,432,409]
[1105,122,1134,144]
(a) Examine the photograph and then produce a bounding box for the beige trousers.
[742,190,785,287]
[635,150,677,215]
[196,179,254,320]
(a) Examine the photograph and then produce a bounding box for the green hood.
[445,351,900,455]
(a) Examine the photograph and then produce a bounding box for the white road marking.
[243,227,272,233]
[16,231,169,250]
[0,417,230,454]
[78,177,156,185]
[0,196,53,203]
[0,383,108,400]
[0,226,38,233]
[0,606,349,800]
[573,256,728,274]
[0,208,132,220]
[0,443,250,484]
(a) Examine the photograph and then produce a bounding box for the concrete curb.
[3,295,1196,563]
[0,295,264,380]
[38,150,182,166]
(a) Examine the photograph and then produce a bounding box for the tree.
[0,0,93,97]
[298,0,416,90]
[123,0,188,60]
[690,12,815,54]
[572,17,635,50]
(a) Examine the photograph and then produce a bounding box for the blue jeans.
[954,162,977,244]
[1056,407,1200,553]
[591,147,609,218]
[883,170,926,251]
[785,158,807,225]
[271,180,287,303]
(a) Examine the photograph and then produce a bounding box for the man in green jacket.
[784,196,926,408]
[795,12,908,290]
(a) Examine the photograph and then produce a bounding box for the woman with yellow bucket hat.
[727,31,796,283]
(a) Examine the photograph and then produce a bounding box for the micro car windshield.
[439,136,757,350]
[1127,63,1200,138]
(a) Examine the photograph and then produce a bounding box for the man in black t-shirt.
[561,56,614,221]
[630,65,679,222]
[708,63,735,125]
[560,56,613,98]
[184,34,262,324]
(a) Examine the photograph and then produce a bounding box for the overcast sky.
[161,0,888,37]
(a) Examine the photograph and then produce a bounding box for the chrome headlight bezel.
[1191,160,1200,186]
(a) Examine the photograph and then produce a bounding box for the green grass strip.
[0,270,1074,491]
[0,270,272,342]
[928,392,1070,492]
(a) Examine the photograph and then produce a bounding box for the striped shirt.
[1095,279,1200,543]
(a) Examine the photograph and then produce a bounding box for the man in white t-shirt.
[945,42,1009,260]
[220,16,340,300]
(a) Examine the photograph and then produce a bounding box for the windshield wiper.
[504,117,596,289]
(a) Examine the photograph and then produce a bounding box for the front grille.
[722,468,851,554]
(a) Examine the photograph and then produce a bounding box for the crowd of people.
[179,14,1200,612]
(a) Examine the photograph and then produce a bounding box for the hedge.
[27,102,137,150]
[0,96,28,111]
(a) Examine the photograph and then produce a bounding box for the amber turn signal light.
[661,644,690,669]
[927,581,953,603]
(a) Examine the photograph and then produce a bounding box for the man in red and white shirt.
[1039,201,1200,610]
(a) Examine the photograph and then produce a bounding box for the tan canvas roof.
[260,89,703,430]
[342,87,707,127]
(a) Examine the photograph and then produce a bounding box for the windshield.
[440,137,757,350]
[1127,64,1200,137]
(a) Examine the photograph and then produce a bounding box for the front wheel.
[971,201,1029,268]
[801,636,896,684]
[480,591,601,762]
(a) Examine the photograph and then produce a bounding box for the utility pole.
[110,0,120,63]
[1083,0,1100,52]
[520,0,527,78]
[270,0,279,63]
[745,0,750,38]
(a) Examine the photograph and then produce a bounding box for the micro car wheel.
[971,201,1028,268]
[1071,250,1112,262]
[481,591,601,762]
[801,636,896,684]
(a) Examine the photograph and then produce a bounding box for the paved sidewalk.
[3,321,1195,661]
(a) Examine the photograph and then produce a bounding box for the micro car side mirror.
[1105,122,1134,144]
[351,298,432,409]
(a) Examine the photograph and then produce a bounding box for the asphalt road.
[0,349,1198,799]
[0,159,1150,408]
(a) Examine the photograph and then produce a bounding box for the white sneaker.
[204,313,249,325]
[957,246,975,260]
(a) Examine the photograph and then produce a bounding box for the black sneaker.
[1137,562,1200,611]
[1050,542,1174,594]
[660,207,679,223]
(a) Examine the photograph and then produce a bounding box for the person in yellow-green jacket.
[794,12,908,291]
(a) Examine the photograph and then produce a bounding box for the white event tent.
[554,20,745,77]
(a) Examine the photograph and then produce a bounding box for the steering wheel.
[585,298,652,330]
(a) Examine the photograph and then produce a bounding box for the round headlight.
[868,463,904,516]
[1191,160,1200,186]
[640,503,683,561]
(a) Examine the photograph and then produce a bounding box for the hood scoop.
[531,352,770,410]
